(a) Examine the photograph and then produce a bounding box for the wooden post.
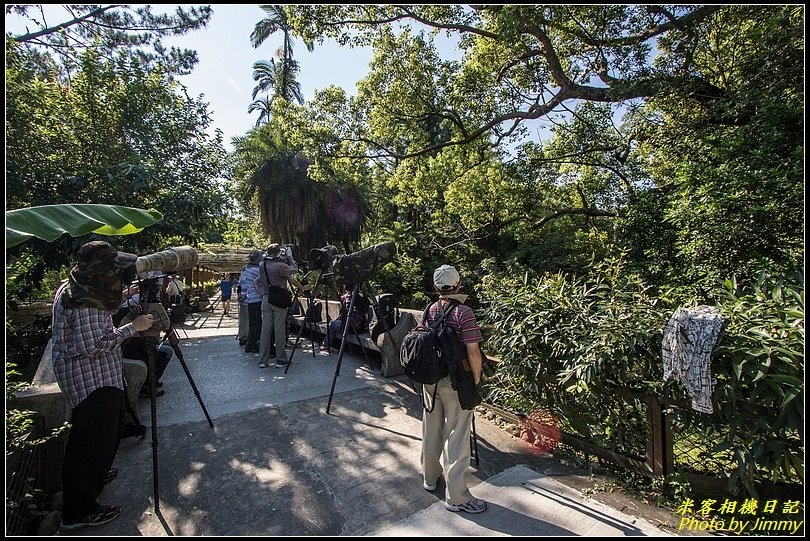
[646,395,674,477]
[646,395,664,475]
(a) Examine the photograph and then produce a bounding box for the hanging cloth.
[661,305,723,414]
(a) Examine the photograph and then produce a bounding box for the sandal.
[60,504,121,530]
[104,468,118,484]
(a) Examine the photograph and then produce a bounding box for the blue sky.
[4,5,378,150]
[170,5,466,150]
[165,5,375,150]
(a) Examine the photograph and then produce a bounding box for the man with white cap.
[420,264,487,514]
[51,240,154,530]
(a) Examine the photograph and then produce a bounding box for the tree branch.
[12,5,121,43]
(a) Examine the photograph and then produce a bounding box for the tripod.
[284,270,322,373]
[325,281,395,414]
[138,277,214,512]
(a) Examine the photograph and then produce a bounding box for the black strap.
[262,260,270,288]
[427,298,460,330]
[264,260,295,292]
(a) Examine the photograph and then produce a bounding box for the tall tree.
[248,4,314,124]
[284,5,730,158]
[281,5,803,292]
[6,42,229,295]
[231,93,370,253]
[5,4,212,77]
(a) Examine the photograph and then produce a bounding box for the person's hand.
[131,314,154,332]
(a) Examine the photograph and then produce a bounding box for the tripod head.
[119,274,171,334]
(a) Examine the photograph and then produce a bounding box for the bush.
[478,255,803,495]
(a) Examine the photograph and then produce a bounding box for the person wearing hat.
[256,243,310,368]
[238,250,264,353]
[164,274,185,307]
[420,264,488,514]
[51,241,155,530]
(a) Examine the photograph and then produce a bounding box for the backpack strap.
[433,298,461,330]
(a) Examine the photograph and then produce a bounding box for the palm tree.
[249,5,313,109]
[250,58,304,105]
[247,95,273,128]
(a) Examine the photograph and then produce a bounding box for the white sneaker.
[444,497,487,514]
[423,480,437,492]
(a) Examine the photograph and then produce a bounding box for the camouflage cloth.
[61,241,138,312]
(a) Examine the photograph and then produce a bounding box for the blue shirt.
[220,280,234,297]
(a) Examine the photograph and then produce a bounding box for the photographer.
[238,251,264,353]
[115,283,174,398]
[165,274,185,306]
[51,241,154,530]
[256,243,310,368]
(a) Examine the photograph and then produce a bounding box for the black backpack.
[305,299,323,323]
[370,293,400,342]
[400,299,462,387]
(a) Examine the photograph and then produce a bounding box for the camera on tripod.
[307,245,339,273]
[135,246,198,278]
[332,241,397,285]
[126,246,199,333]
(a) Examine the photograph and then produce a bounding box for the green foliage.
[7,5,212,78]
[5,42,229,301]
[480,258,804,494]
[627,5,804,297]
[479,255,675,453]
[6,204,163,248]
[229,101,372,253]
[5,361,70,453]
[693,272,804,495]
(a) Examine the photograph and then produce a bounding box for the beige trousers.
[421,376,473,505]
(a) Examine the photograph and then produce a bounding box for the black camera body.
[308,245,339,273]
[481,354,497,378]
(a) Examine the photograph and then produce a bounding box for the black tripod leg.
[284,312,308,374]
[326,284,360,414]
[168,337,214,428]
[145,335,161,512]
[471,412,480,467]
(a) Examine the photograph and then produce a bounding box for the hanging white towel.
[662,305,723,414]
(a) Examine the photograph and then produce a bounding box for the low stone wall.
[10,340,149,497]
[291,298,424,378]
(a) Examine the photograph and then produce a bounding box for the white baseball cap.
[433,265,460,291]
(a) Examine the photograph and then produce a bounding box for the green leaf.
[6,204,163,247]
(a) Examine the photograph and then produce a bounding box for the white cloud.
[226,76,244,95]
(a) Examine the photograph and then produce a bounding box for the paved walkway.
[59,300,684,536]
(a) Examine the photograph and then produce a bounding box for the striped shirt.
[259,259,299,289]
[51,282,136,409]
[423,299,483,345]
[238,264,262,304]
